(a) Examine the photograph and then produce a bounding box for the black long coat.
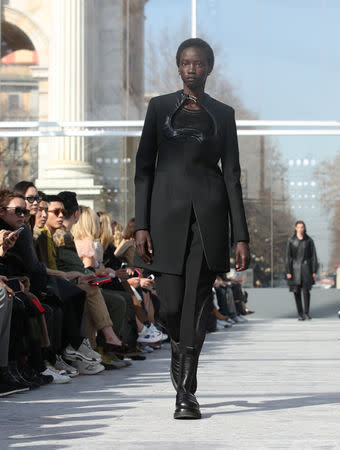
[285,234,318,290]
[134,90,249,275]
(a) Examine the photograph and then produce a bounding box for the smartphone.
[5,278,22,293]
[147,274,155,280]
[11,226,25,237]
[88,276,112,286]
[121,262,128,269]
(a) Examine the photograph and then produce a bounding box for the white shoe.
[216,319,232,328]
[140,345,154,353]
[236,315,248,323]
[55,355,79,377]
[63,338,102,364]
[71,360,105,375]
[227,318,236,324]
[41,366,71,384]
[216,321,225,330]
[137,325,162,344]
[149,323,168,341]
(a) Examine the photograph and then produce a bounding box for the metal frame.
[0,120,339,137]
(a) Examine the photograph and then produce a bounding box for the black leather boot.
[174,346,201,419]
[170,340,199,395]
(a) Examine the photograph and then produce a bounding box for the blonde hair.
[97,211,113,251]
[112,221,123,248]
[71,205,100,241]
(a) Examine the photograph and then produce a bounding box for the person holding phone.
[134,38,250,419]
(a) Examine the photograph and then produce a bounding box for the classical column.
[36,0,102,206]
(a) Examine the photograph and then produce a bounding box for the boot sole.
[174,408,201,419]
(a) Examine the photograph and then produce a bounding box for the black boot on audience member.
[174,347,201,420]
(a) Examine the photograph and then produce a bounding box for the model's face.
[46,201,65,232]
[295,223,305,235]
[178,47,210,91]
[0,197,28,229]
[35,200,48,228]
[25,186,40,216]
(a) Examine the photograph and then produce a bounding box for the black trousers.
[155,211,216,348]
[294,287,311,316]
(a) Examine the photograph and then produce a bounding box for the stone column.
[36,0,102,207]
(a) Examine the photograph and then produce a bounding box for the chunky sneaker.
[140,345,154,353]
[236,315,248,323]
[55,355,79,377]
[227,318,236,324]
[96,346,130,369]
[148,323,168,341]
[41,366,71,384]
[63,338,102,365]
[137,325,162,344]
[70,360,105,375]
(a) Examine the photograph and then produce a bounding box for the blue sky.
[144,0,340,268]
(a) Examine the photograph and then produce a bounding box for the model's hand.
[135,230,153,264]
[287,273,292,279]
[235,241,250,272]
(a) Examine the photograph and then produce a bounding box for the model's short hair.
[46,195,63,205]
[176,38,214,72]
[58,191,78,218]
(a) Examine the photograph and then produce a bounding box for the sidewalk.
[2,316,340,449]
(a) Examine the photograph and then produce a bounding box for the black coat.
[134,90,249,275]
[285,234,318,290]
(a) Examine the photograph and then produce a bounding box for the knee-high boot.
[170,295,212,394]
[174,346,201,420]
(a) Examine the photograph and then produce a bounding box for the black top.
[172,106,213,135]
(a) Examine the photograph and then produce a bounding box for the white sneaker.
[137,325,162,344]
[41,366,71,384]
[63,338,102,364]
[140,344,154,353]
[216,321,225,330]
[71,360,105,375]
[236,315,248,323]
[227,318,236,324]
[149,323,168,341]
[55,355,79,377]
[216,319,232,328]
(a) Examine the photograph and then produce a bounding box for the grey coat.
[285,234,318,290]
[134,90,249,275]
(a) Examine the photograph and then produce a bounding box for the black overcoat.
[134,90,249,275]
[285,234,318,290]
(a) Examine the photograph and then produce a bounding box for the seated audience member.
[33,194,100,376]
[0,229,30,396]
[112,221,123,249]
[50,192,134,368]
[98,211,167,346]
[13,180,41,232]
[114,217,135,267]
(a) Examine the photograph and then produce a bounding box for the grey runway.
[2,288,340,449]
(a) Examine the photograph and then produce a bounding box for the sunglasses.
[48,208,66,217]
[4,206,30,217]
[25,196,42,204]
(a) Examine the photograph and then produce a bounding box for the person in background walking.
[286,220,318,321]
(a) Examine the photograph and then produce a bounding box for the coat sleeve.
[310,239,318,273]
[134,98,158,232]
[285,239,292,274]
[221,108,249,244]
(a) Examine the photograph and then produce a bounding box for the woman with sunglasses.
[13,181,41,232]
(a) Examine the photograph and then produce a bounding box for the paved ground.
[2,288,340,449]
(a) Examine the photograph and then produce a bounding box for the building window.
[8,94,20,113]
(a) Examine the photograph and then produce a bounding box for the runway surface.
[2,288,340,449]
